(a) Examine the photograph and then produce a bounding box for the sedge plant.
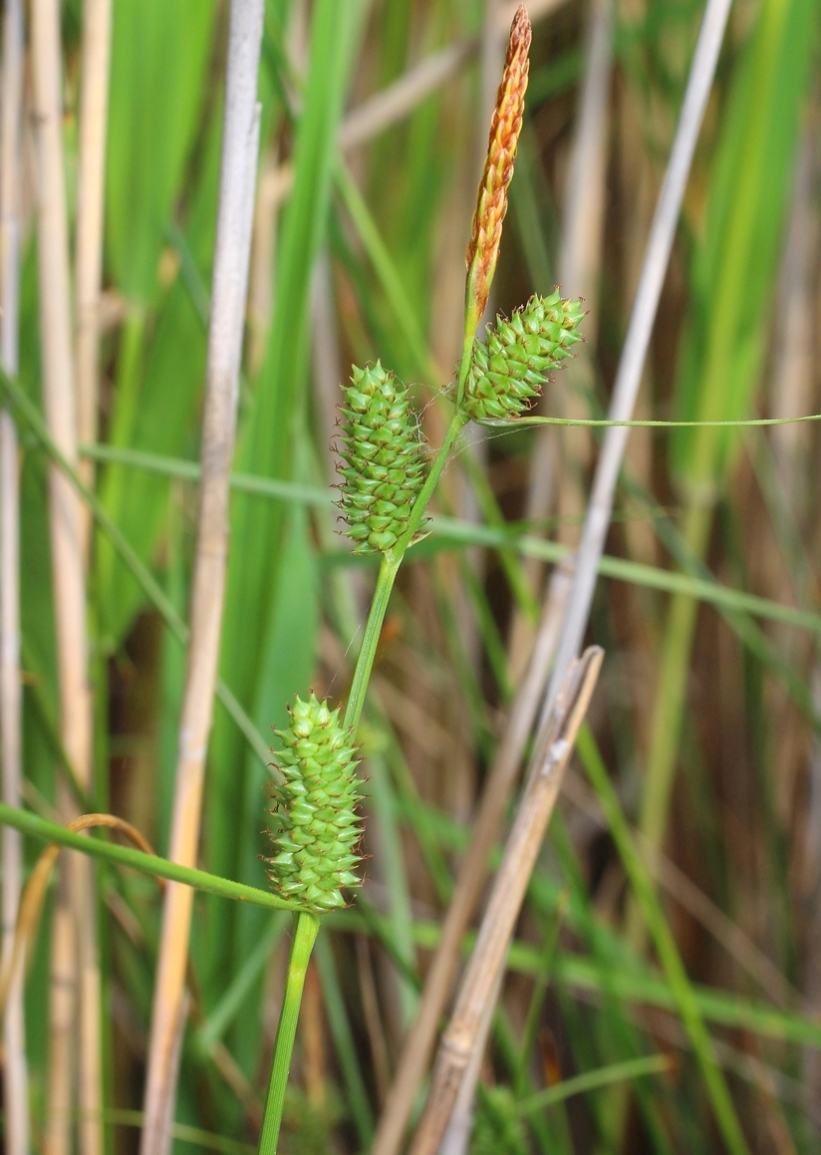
[256,8,584,1151]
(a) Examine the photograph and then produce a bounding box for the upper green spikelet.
[462,290,584,422]
[265,694,362,913]
[337,362,429,554]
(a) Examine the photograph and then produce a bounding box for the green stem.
[396,409,468,556]
[455,320,476,411]
[516,1054,672,1119]
[258,912,321,1155]
[343,552,400,734]
[343,409,468,736]
[0,801,299,911]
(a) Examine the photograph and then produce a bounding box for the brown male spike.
[464,4,531,326]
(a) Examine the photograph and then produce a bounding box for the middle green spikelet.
[337,361,429,554]
[265,694,363,913]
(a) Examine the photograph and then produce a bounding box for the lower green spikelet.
[337,361,429,554]
[265,694,363,913]
[463,289,584,422]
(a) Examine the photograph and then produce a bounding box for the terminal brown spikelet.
[465,4,531,324]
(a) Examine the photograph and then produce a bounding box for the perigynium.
[463,291,585,422]
[265,693,362,913]
[336,361,429,555]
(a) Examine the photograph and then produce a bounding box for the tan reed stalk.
[139,5,264,1151]
[439,967,504,1155]
[507,0,613,684]
[75,0,112,550]
[453,0,507,686]
[370,560,572,1155]
[541,0,733,720]
[44,883,76,1155]
[408,647,604,1155]
[0,0,29,1149]
[31,0,103,1151]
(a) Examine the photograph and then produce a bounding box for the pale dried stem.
[408,647,604,1155]
[247,143,278,375]
[542,0,733,720]
[75,0,112,553]
[769,121,820,530]
[31,0,102,1150]
[439,966,503,1155]
[44,871,76,1155]
[766,120,821,1096]
[139,5,264,1152]
[0,0,29,1149]
[508,0,613,683]
[370,560,572,1155]
[455,0,505,679]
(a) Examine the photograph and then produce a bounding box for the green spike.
[463,290,584,422]
[336,361,429,553]
[265,694,363,913]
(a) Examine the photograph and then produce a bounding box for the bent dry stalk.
[256,6,584,1152]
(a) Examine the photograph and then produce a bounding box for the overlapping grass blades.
[5,0,821,1150]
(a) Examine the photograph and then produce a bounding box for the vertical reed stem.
[0,0,29,1150]
[139,5,264,1151]
[75,0,112,553]
[541,0,733,717]
[408,649,604,1155]
[31,0,101,1150]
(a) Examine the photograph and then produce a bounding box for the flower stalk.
[257,10,585,1152]
[258,912,320,1155]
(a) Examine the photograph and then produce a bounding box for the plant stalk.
[0,0,29,1149]
[32,0,102,1148]
[541,0,733,721]
[408,648,603,1155]
[258,912,321,1155]
[343,409,468,736]
[139,5,264,1152]
[74,0,112,554]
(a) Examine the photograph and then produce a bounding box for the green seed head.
[463,290,584,422]
[265,693,363,913]
[337,362,429,554]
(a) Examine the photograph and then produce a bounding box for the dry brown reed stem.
[0,0,29,1149]
[371,561,572,1155]
[465,4,530,324]
[75,0,112,550]
[541,0,733,720]
[508,0,613,683]
[139,5,264,1152]
[408,647,604,1155]
[31,0,102,1150]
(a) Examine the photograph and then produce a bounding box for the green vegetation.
[2,0,820,1153]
